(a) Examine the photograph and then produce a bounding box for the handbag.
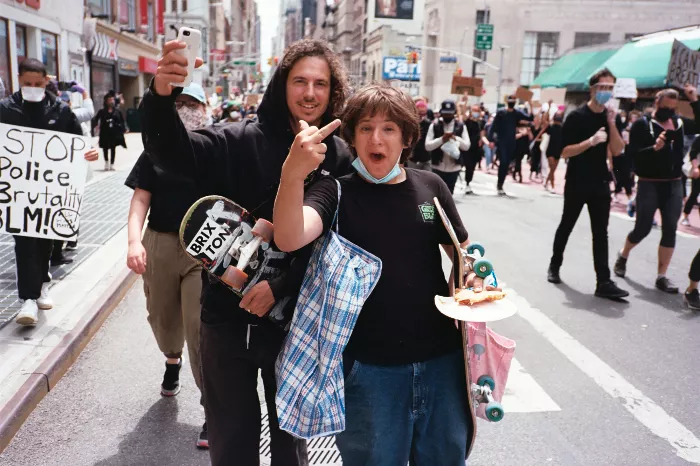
[275,180,382,439]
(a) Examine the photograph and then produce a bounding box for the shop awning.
[531,48,620,89]
[602,28,700,89]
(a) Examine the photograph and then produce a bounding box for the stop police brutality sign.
[0,123,90,240]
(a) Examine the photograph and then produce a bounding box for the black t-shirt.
[304,169,468,366]
[562,104,611,186]
[465,119,484,154]
[546,124,564,158]
[125,153,200,233]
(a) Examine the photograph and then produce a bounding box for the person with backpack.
[614,85,699,293]
[425,99,471,193]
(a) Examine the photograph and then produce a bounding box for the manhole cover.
[259,413,342,465]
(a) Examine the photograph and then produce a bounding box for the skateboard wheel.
[485,401,504,422]
[466,243,485,257]
[222,266,248,291]
[473,259,493,279]
[477,375,496,391]
[252,219,274,243]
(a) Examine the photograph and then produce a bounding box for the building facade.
[163,0,211,88]
[420,0,700,107]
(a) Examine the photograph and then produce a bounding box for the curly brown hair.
[340,85,420,163]
[278,39,349,121]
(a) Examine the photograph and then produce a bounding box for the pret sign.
[0,123,90,240]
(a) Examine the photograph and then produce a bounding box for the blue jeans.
[336,350,470,466]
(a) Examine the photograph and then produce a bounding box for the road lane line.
[502,358,561,413]
[510,289,700,464]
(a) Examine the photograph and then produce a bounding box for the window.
[0,19,10,98]
[87,0,110,20]
[573,32,610,49]
[520,31,559,85]
[171,0,177,13]
[118,0,136,28]
[16,25,27,64]
[41,31,58,77]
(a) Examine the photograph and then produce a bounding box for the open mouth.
[369,152,386,163]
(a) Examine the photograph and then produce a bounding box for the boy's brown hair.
[340,85,420,163]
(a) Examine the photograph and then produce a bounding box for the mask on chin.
[21,87,46,103]
[352,152,402,184]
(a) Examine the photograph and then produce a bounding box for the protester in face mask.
[425,100,471,193]
[614,84,700,293]
[274,84,491,464]
[0,59,99,326]
[140,38,353,464]
[462,104,488,193]
[92,93,127,171]
[406,100,433,171]
[544,111,565,191]
[612,110,639,204]
[547,68,628,299]
[125,82,210,449]
[488,94,533,195]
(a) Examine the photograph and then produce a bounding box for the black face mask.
[655,107,675,122]
[507,101,516,109]
[442,115,454,123]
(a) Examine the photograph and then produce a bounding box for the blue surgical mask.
[352,156,402,184]
[595,90,612,105]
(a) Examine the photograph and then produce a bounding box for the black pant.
[13,236,53,300]
[613,156,633,196]
[103,147,116,164]
[200,316,308,466]
[433,169,460,194]
[628,180,683,248]
[690,249,700,282]
[463,151,481,185]
[497,144,515,189]
[550,184,611,282]
[684,178,700,215]
[51,240,65,262]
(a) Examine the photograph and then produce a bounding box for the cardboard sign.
[678,100,694,120]
[245,94,260,107]
[613,78,638,99]
[515,86,533,102]
[451,76,483,96]
[540,88,567,105]
[667,39,700,89]
[0,123,90,240]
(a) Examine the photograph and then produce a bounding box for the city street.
[1,169,699,466]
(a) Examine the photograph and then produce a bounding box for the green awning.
[531,48,621,89]
[603,29,700,89]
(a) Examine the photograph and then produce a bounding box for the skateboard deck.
[179,196,292,326]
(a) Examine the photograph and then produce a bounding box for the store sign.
[15,0,41,9]
[139,56,158,74]
[118,59,139,77]
[382,57,420,82]
[93,33,118,61]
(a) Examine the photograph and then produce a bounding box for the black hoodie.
[0,91,82,136]
[139,69,354,326]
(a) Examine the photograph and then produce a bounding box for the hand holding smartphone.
[171,27,201,88]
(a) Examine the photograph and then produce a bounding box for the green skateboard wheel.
[486,401,504,422]
[466,243,485,257]
[477,375,496,391]
[473,259,493,278]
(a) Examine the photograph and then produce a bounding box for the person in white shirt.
[425,99,471,193]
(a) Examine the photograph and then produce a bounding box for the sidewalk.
[0,133,143,452]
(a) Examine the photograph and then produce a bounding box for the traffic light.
[410,51,418,64]
[273,56,279,65]
[267,57,273,66]
[454,67,463,76]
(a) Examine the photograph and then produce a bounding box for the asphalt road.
[1,170,699,466]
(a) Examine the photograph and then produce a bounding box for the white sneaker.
[109,162,114,171]
[37,283,53,310]
[498,188,507,196]
[464,185,473,195]
[16,300,39,326]
[104,161,109,171]
[681,218,691,227]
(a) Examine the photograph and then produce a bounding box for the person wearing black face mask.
[614,85,700,293]
[488,94,533,195]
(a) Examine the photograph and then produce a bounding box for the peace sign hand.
[282,119,342,182]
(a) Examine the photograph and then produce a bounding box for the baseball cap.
[440,100,456,114]
[415,100,427,110]
[180,83,206,104]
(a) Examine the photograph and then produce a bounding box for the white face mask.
[177,106,206,131]
[21,86,46,103]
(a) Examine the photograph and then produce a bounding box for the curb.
[0,267,138,454]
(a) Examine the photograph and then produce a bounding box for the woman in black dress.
[92,93,126,171]
[544,112,565,191]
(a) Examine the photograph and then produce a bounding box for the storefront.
[118,58,140,109]
[90,30,118,110]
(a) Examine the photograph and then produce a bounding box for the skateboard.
[433,197,516,457]
[179,196,292,326]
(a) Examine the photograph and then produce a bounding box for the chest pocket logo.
[418,202,435,223]
[48,119,56,125]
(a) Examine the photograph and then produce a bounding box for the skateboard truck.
[471,375,504,422]
[462,242,494,282]
[222,219,274,291]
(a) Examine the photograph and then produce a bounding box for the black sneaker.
[197,423,209,449]
[547,267,562,284]
[595,280,630,299]
[684,289,700,311]
[613,254,627,278]
[50,257,74,266]
[655,276,679,294]
[161,359,182,396]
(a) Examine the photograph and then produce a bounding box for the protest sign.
[613,78,638,99]
[451,76,483,96]
[667,39,700,89]
[540,88,567,105]
[0,123,90,240]
[515,86,533,102]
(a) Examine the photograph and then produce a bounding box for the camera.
[183,30,190,36]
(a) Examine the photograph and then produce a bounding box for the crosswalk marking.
[502,358,561,413]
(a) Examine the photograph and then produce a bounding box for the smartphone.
[172,27,201,88]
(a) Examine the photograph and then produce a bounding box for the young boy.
[274,85,487,465]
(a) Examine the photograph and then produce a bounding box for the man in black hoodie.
[140,39,353,465]
[0,58,98,327]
